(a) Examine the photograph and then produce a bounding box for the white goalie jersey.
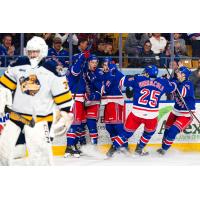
[0,57,73,123]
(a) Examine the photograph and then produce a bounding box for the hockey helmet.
[88,54,99,62]
[144,65,158,78]
[177,66,191,80]
[25,36,48,67]
[102,56,112,64]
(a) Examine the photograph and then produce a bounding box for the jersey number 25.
[138,88,160,107]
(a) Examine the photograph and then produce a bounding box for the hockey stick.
[5,106,35,127]
[164,64,200,124]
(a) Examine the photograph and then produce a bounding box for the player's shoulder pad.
[10,56,30,67]
[43,59,65,77]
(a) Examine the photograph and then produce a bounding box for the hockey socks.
[162,125,180,151]
[87,119,98,144]
[66,125,79,146]
[138,131,155,149]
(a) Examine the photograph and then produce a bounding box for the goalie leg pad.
[24,121,53,166]
[0,120,21,165]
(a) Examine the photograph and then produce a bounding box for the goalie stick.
[5,106,35,128]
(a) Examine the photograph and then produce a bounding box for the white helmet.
[25,36,48,67]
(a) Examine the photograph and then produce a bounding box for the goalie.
[0,36,74,166]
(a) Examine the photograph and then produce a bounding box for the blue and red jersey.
[123,74,177,119]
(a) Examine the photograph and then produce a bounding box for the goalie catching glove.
[51,110,74,136]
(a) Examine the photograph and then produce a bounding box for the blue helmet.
[88,54,99,62]
[144,65,158,78]
[178,66,191,80]
[102,56,112,64]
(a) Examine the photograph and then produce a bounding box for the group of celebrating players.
[0,36,197,165]
[65,48,196,158]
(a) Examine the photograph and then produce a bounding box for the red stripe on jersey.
[90,133,98,138]
[101,96,124,100]
[133,106,159,112]
[181,86,187,97]
[67,133,76,138]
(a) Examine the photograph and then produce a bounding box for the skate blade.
[134,152,149,156]
[64,153,80,158]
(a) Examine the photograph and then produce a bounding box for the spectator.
[160,42,179,68]
[55,33,78,50]
[93,39,105,56]
[169,59,180,71]
[73,38,88,55]
[125,33,149,65]
[0,34,17,67]
[174,33,187,56]
[137,40,159,67]
[41,33,54,47]
[92,39,106,67]
[77,33,99,51]
[104,42,118,63]
[0,44,7,67]
[149,33,167,55]
[190,59,200,99]
[187,33,200,57]
[48,37,69,68]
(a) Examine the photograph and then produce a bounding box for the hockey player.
[0,84,27,159]
[65,52,89,158]
[0,36,73,165]
[84,54,104,146]
[101,58,130,157]
[157,66,196,155]
[110,65,177,156]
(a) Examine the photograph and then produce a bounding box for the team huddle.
[0,36,197,165]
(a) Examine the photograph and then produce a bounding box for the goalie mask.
[25,36,48,68]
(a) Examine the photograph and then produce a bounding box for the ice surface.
[12,146,200,166]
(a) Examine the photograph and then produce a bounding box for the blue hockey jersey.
[67,54,86,102]
[84,67,104,106]
[123,74,177,119]
[173,80,196,117]
[101,68,125,106]
[48,47,69,68]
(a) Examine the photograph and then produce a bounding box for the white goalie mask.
[25,36,48,68]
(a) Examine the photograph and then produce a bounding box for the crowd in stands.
[0,33,199,99]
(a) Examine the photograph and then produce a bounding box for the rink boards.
[0,68,200,155]
[52,101,200,155]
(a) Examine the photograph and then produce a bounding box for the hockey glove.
[83,50,90,59]
[52,111,74,136]
[125,87,133,99]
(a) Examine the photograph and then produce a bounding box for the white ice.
[12,145,200,166]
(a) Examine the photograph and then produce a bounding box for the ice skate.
[74,144,83,155]
[79,137,87,146]
[135,144,149,156]
[120,146,132,156]
[106,145,117,158]
[64,145,80,158]
[157,148,166,155]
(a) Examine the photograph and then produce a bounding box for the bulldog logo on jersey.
[19,74,41,96]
